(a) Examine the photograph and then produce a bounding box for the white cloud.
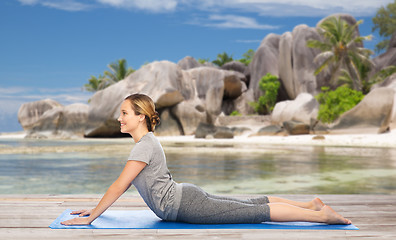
[202,14,279,29]
[187,14,279,30]
[42,1,92,11]
[188,0,393,17]
[0,86,31,95]
[18,0,38,4]
[16,0,395,18]
[97,0,178,12]
[17,0,92,11]
[17,0,394,16]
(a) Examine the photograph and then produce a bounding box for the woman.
[61,93,351,226]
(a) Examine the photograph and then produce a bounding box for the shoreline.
[159,132,396,148]
[1,131,396,148]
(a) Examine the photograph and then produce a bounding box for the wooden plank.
[0,194,395,239]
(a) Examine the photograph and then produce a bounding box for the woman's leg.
[268,196,325,211]
[176,184,350,224]
[176,184,270,224]
[206,192,269,205]
[268,203,351,224]
[207,193,324,211]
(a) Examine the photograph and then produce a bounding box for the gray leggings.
[176,183,271,224]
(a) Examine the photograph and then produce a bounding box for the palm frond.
[369,65,396,85]
[353,52,375,67]
[313,51,334,63]
[314,55,335,75]
[307,39,332,51]
[338,69,354,88]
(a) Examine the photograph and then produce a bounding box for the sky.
[0,0,393,132]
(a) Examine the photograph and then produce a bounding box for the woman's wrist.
[87,215,95,224]
[86,210,97,223]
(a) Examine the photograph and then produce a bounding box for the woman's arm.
[61,160,147,225]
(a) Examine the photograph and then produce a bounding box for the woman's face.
[117,100,144,134]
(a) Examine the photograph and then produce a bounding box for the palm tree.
[84,59,135,92]
[212,52,233,66]
[338,53,372,94]
[307,17,373,91]
[198,58,210,64]
[84,74,108,92]
[368,65,396,86]
[372,0,396,53]
[238,49,255,66]
[103,59,135,85]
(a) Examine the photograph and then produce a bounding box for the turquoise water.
[1,138,396,195]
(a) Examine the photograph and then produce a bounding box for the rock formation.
[283,120,310,135]
[331,87,396,134]
[195,122,234,139]
[249,34,280,100]
[289,25,323,97]
[18,99,62,130]
[271,93,319,125]
[177,56,201,70]
[25,103,89,139]
[372,31,396,74]
[221,61,250,86]
[372,73,396,90]
[371,73,396,130]
[255,125,284,136]
[250,14,361,104]
[84,61,247,137]
[18,13,396,138]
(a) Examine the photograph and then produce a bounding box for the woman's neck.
[131,129,149,143]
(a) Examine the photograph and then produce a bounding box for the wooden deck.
[0,194,395,239]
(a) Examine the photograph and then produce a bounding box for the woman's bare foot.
[310,198,325,211]
[321,205,352,225]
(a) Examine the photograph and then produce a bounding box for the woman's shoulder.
[129,133,159,162]
[138,132,161,148]
[141,132,156,143]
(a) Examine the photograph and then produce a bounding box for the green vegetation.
[84,59,134,92]
[104,59,135,84]
[372,0,396,53]
[307,16,373,91]
[212,52,234,66]
[315,86,364,123]
[237,49,255,66]
[198,58,210,64]
[204,49,255,67]
[84,74,108,92]
[337,53,372,94]
[369,65,396,87]
[230,110,242,116]
[251,73,280,114]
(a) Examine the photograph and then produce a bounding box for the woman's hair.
[124,93,160,132]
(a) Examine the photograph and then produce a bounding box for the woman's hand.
[60,161,146,226]
[61,216,92,226]
[70,209,92,217]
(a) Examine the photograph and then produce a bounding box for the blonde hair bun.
[151,111,160,128]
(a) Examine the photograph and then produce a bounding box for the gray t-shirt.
[128,132,182,221]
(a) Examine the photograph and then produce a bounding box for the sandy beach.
[1,131,396,149]
[159,132,396,148]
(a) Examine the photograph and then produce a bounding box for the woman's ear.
[138,114,146,122]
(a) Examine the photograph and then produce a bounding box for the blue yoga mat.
[49,209,358,230]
